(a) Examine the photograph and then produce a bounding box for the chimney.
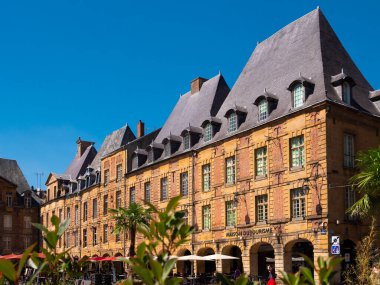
[137,120,145,138]
[191,77,208,94]
[76,137,94,158]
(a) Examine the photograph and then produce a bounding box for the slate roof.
[128,8,380,173]
[154,73,230,143]
[89,125,136,170]
[0,158,42,204]
[64,144,97,180]
[211,8,379,142]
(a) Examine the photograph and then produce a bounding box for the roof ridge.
[257,8,320,48]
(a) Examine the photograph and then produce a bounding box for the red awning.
[0,253,46,260]
[89,256,117,262]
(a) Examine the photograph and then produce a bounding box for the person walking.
[267,265,276,285]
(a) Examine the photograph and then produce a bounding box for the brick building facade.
[40,8,380,284]
[0,159,42,255]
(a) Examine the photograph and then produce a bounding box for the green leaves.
[0,260,16,282]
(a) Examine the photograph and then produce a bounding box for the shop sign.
[226,227,273,237]
[331,244,340,255]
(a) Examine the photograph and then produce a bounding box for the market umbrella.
[0,253,23,260]
[178,255,212,261]
[204,254,239,260]
[89,256,117,262]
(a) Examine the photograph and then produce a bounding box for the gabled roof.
[89,125,136,170]
[212,8,379,141]
[154,73,230,143]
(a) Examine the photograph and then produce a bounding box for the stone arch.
[250,242,275,277]
[197,247,216,274]
[176,248,192,276]
[284,238,314,274]
[221,245,243,274]
[113,252,124,275]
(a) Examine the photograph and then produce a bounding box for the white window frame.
[293,84,304,108]
[226,201,236,227]
[226,156,236,184]
[202,205,211,230]
[256,195,268,222]
[291,188,306,219]
[290,135,305,168]
[228,112,238,132]
[202,164,211,192]
[180,172,189,196]
[204,123,213,142]
[343,133,355,168]
[258,99,268,121]
[255,147,267,177]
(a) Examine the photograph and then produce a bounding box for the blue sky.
[1,0,379,188]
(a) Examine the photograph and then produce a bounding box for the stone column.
[251,253,258,276]
[242,252,250,274]
[274,243,285,283]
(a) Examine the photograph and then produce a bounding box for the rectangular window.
[92,227,97,246]
[226,201,236,227]
[144,182,151,202]
[258,100,268,121]
[24,216,32,229]
[74,231,78,247]
[256,195,268,223]
[228,113,238,132]
[116,164,123,182]
[202,164,211,192]
[202,205,211,230]
[83,229,87,247]
[130,187,136,204]
[204,124,213,142]
[180,172,189,196]
[344,134,355,168]
[116,191,122,208]
[182,210,189,225]
[66,207,71,221]
[66,232,70,247]
[161,177,168,201]
[116,233,121,242]
[83,202,88,222]
[226,156,236,184]
[255,147,267,177]
[25,196,31,208]
[6,193,12,207]
[104,169,110,185]
[103,195,108,215]
[92,198,98,219]
[24,236,31,249]
[4,237,11,250]
[75,205,79,225]
[291,188,306,219]
[184,134,190,150]
[103,224,108,243]
[4,215,12,229]
[290,136,305,168]
[59,209,62,222]
[345,186,356,220]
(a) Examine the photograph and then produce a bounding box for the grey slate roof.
[89,125,136,170]
[210,8,379,142]
[128,8,380,173]
[154,73,230,143]
[0,158,42,204]
[64,144,97,180]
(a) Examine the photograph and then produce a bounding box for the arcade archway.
[197,247,216,274]
[250,243,274,277]
[285,239,314,274]
[176,248,192,276]
[221,245,243,274]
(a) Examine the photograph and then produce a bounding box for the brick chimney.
[76,137,94,158]
[137,120,145,138]
[191,77,208,94]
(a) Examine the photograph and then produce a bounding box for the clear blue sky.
[1,0,379,188]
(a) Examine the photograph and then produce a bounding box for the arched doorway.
[113,253,125,276]
[221,245,243,274]
[176,249,192,276]
[250,243,274,278]
[197,247,216,274]
[285,239,314,274]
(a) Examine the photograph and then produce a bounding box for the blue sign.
[331,244,340,255]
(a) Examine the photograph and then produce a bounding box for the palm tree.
[349,146,380,217]
[109,202,151,257]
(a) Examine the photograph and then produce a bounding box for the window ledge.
[202,229,211,232]
[225,226,236,230]
[289,166,304,173]
[291,217,306,222]
[225,183,236,188]
[255,175,267,181]
[255,221,268,226]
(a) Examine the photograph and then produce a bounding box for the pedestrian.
[233,268,241,279]
[267,265,276,285]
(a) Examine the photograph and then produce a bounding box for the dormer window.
[132,155,138,170]
[25,193,31,208]
[293,84,304,108]
[342,81,351,104]
[258,100,268,121]
[183,133,190,150]
[331,69,355,105]
[164,143,171,157]
[224,106,247,133]
[204,123,213,142]
[228,112,237,132]
[148,150,154,163]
